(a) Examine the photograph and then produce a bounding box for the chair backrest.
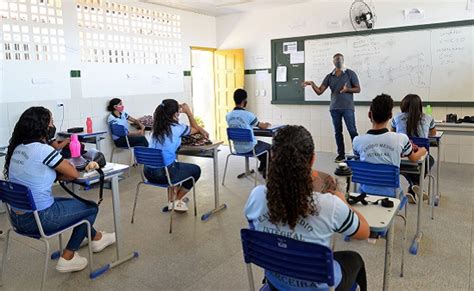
[134,147,166,169]
[227,128,254,143]
[0,180,37,211]
[110,123,128,138]
[346,160,400,197]
[409,136,430,151]
[240,229,336,287]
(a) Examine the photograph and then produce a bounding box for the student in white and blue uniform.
[353,94,427,202]
[245,125,370,291]
[391,94,436,201]
[4,107,115,273]
[226,89,271,177]
[145,99,209,212]
[107,98,149,148]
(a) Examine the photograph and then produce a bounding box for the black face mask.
[243,100,248,108]
[48,125,56,141]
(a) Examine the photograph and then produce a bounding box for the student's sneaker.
[412,185,429,201]
[334,154,346,163]
[56,252,88,273]
[91,231,116,253]
[406,187,418,204]
[168,200,188,212]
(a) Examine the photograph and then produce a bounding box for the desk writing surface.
[75,163,129,183]
[351,194,400,232]
[179,142,223,151]
[58,131,108,138]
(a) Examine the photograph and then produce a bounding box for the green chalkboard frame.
[270,19,474,106]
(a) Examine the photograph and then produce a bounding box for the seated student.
[391,94,436,203]
[145,100,208,212]
[226,89,271,177]
[245,125,370,291]
[107,98,149,148]
[352,94,427,199]
[3,107,115,273]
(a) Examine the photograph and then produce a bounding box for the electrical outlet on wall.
[255,90,260,97]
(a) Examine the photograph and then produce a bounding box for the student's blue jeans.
[330,109,358,156]
[9,197,98,251]
[144,162,201,191]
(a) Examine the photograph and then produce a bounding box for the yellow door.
[214,49,244,142]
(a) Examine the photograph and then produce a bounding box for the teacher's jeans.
[330,109,358,156]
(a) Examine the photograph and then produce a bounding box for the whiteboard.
[1,62,71,103]
[80,64,184,98]
[305,25,474,102]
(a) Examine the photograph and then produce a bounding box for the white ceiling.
[141,0,313,16]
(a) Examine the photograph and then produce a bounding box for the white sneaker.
[56,252,88,273]
[91,231,116,253]
[168,200,188,212]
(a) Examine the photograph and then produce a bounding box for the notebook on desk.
[81,163,114,178]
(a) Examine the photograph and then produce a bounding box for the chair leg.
[254,157,258,187]
[246,264,256,291]
[41,240,50,291]
[169,188,177,234]
[131,183,143,223]
[1,229,11,286]
[86,222,94,275]
[192,179,197,217]
[428,175,436,220]
[110,148,115,163]
[221,154,231,186]
[58,234,63,254]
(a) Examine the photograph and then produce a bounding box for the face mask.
[243,100,248,108]
[335,60,344,69]
[48,125,56,141]
[115,105,124,112]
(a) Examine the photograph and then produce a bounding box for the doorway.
[191,47,216,140]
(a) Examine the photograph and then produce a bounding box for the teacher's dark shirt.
[322,68,359,111]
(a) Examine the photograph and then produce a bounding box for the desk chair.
[0,180,94,291]
[240,229,357,291]
[222,128,269,186]
[346,160,407,277]
[131,147,197,234]
[408,137,436,219]
[109,123,134,166]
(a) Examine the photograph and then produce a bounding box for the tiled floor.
[0,148,473,290]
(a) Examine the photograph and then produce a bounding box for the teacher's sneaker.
[56,252,88,273]
[334,154,346,163]
[91,231,116,253]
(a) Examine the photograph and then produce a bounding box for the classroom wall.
[217,0,474,164]
[0,0,216,167]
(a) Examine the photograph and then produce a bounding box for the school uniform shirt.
[245,185,360,290]
[149,123,191,166]
[352,128,413,195]
[391,112,435,138]
[107,112,129,140]
[8,142,63,211]
[225,108,259,153]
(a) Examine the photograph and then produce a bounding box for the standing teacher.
[303,53,361,163]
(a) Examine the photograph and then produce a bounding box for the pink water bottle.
[69,134,81,158]
[86,117,93,134]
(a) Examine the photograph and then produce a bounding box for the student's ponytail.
[152,99,180,143]
[401,94,423,137]
[266,125,318,230]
